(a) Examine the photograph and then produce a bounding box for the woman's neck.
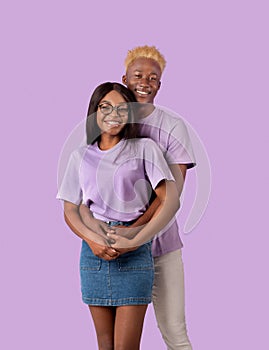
[98,134,122,150]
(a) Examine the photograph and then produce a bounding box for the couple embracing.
[57,46,195,350]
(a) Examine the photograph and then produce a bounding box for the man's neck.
[137,103,155,119]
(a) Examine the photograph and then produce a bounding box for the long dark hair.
[86,82,139,145]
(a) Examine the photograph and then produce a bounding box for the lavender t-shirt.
[57,138,175,223]
[138,107,196,257]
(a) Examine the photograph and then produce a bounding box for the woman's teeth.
[106,121,121,126]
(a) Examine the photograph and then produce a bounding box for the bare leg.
[114,305,148,350]
[89,306,116,350]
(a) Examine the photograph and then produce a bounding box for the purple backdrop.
[1,0,268,349]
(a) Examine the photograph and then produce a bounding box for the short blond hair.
[124,45,166,73]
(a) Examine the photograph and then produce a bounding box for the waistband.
[106,220,136,227]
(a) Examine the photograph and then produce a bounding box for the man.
[80,45,195,349]
[120,46,195,350]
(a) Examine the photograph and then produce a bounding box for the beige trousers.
[152,249,193,350]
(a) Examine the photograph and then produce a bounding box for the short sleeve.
[143,139,175,189]
[56,150,83,205]
[165,119,196,168]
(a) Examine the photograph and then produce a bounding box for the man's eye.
[134,74,142,79]
[149,76,157,81]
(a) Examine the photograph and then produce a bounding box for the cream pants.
[152,249,193,350]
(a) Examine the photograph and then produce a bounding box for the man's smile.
[135,88,152,96]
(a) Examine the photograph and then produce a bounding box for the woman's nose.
[110,108,121,117]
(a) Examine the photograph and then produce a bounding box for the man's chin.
[135,94,154,104]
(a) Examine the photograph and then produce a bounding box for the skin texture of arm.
[169,164,187,195]
[79,204,114,236]
[108,179,180,249]
[79,203,139,255]
[123,163,187,229]
[64,201,119,260]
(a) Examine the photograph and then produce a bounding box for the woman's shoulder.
[69,144,95,161]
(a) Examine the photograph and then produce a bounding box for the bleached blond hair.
[124,45,166,73]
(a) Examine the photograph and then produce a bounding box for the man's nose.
[139,77,149,86]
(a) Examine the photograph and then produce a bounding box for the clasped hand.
[88,223,139,261]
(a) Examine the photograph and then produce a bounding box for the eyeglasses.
[98,102,129,118]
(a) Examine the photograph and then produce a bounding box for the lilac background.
[1,0,268,349]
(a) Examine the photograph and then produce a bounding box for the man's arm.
[79,164,187,252]
[169,163,187,195]
[79,164,187,237]
[109,179,180,249]
[117,163,187,231]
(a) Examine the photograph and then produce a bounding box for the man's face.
[122,57,162,104]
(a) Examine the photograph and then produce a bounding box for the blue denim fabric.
[80,221,154,306]
[106,220,136,227]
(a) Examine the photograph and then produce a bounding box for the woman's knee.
[115,342,139,350]
[98,337,114,350]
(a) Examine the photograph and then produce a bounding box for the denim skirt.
[80,240,154,306]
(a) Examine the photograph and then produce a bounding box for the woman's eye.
[118,107,128,114]
[100,105,111,113]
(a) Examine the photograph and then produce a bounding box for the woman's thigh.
[89,306,116,350]
[114,305,148,350]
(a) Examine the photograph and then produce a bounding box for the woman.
[57,82,179,350]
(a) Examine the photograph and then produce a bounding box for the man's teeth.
[136,90,149,95]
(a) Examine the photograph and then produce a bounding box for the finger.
[107,233,118,239]
[106,228,116,234]
[104,252,119,261]
[107,247,118,254]
[107,238,116,244]
[98,223,109,234]
[102,246,118,255]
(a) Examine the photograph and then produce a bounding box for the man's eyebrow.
[133,70,158,76]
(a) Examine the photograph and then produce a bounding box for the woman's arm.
[79,204,115,236]
[64,201,119,260]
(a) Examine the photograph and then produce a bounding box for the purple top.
[57,138,175,223]
[138,107,196,256]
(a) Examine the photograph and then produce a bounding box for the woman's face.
[97,90,129,136]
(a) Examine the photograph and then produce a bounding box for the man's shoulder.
[144,106,188,135]
[155,106,186,126]
[130,137,158,148]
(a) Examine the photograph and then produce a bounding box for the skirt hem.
[82,297,152,306]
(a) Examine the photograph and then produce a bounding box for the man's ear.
[122,75,127,85]
[158,81,161,90]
